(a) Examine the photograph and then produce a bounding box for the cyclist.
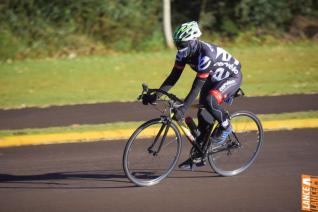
[142,21,242,170]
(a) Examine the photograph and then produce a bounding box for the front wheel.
[123,117,182,186]
[208,111,264,176]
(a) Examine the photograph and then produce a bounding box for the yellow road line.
[0,118,317,148]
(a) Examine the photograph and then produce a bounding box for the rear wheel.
[208,111,263,176]
[123,118,182,186]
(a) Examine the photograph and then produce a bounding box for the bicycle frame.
[140,84,242,158]
[177,119,206,155]
[152,115,212,158]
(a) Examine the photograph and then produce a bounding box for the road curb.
[0,118,318,148]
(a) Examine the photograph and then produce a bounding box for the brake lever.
[137,94,143,101]
[138,83,149,101]
[142,83,149,93]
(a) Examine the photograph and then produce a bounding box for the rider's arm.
[158,62,185,94]
[182,72,209,110]
[182,51,214,110]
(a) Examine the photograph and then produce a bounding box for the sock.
[221,119,229,129]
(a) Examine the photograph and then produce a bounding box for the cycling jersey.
[174,40,242,82]
[159,40,241,107]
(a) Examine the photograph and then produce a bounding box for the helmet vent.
[173,21,202,43]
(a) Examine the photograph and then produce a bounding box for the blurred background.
[1,0,317,60]
[0,0,318,109]
[0,2,317,210]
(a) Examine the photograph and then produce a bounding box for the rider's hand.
[173,106,185,121]
[142,93,157,105]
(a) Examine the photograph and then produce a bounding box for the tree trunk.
[163,0,174,49]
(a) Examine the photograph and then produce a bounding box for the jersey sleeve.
[175,50,187,68]
[196,54,213,79]
[183,75,207,110]
[159,60,184,95]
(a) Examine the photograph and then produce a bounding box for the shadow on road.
[169,169,221,179]
[0,169,221,189]
[0,170,136,189]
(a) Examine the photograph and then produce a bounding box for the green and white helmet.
[173,21,202,43]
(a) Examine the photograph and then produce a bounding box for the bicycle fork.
[147,118,171,156]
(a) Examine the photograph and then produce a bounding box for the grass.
[0,111,317,138]
[0,43,318,109]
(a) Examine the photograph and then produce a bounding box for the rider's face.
[176,41,189,50]
[176,40,198,59]
[176,41,191,58]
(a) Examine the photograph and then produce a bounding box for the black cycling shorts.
[200,71,242,104]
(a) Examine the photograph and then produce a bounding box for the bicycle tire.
[123,118,182,186]
[208,111,264,177]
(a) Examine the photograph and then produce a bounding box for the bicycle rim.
[208,111,264,176]
[123,118,182,186]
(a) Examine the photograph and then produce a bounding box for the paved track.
[0,94,317,130]
[1,129,317,212]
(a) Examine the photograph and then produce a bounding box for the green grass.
[0,111,317,138]
[1,43,318,109]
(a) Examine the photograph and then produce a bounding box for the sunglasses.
[175,41,189,50]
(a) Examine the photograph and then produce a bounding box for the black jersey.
[175,41,241,82]
[159,40,242,111]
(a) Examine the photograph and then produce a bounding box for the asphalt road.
[1,129,317,212]
[1,93,317,130]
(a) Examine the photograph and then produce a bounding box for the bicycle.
[123,84,264,187]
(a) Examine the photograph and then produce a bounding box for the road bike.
[123,84,264,186]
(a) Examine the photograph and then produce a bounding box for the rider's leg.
[196,79,215,144]
[179,82,213,170]
[205,90,232,143]
[205,90,230,129]
[206,76,242,143]
[179,77,241,170]
[197,107,214,145]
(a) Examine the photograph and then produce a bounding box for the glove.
[173,106,185,121]
[142,93,157,105]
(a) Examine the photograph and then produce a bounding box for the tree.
[163,0,174,48]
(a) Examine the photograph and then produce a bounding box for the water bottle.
[185,117,200,138]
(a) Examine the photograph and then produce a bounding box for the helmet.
[173,21,202,45]
[173,21,201,58]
